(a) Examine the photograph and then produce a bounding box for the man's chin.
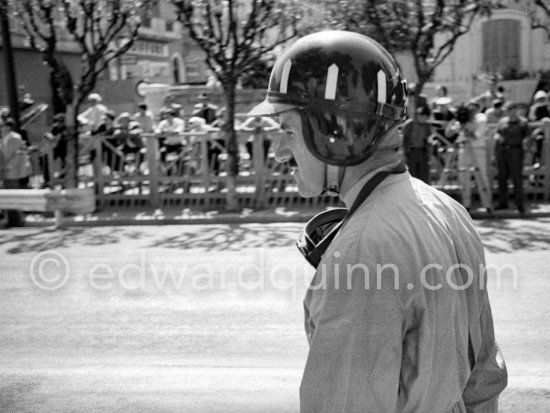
[295,177,322,198]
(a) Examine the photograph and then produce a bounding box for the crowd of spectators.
[29,91,283,186]
[402,78,549,214]
[2,81,550,215]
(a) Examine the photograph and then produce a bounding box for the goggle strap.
[325,164,341,196]
[347,161,407,218]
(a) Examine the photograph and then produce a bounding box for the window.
[482,19,521,75]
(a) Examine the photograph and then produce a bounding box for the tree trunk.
[64,102,79,188]
[224,80,240,211]
[50,71,66,114]
[47,57,74,114]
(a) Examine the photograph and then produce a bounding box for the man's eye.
[284,130,295,137]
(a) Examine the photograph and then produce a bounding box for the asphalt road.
[1,219,550,412]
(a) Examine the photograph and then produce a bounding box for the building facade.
[0,0,193,117]
[427,1,550,103]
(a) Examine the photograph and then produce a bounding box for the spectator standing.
[485,99,506,125]
[466,101,492,206]
[430,84,449,110]
[528,90,550,121]
[485,99,506,172]
[494,102,530,213]
[191,93,218,125]
[239,115,279,163]
[113,113,143,157]
[208,108,230,174]
[446,101,493,211]
[94,110,116,136]
[402,105,433,183]
[133,103,156,134]
[155,107,186,162]
[186,116,216,174]
[41,113,68,187]
[527,91,549,168]
[91,110,116,169]
[406,82,429,117]
[432,96,456,141]
[474,77,504,113]
[0,117,31,226]
[78,93,109,134]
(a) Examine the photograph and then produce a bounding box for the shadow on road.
[477,218,550,253]
[0,227,149,255]
[148,224,298,251]
[0,224,300,255]
[3,218,549,256]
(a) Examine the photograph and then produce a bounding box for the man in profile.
[249,30,507,412]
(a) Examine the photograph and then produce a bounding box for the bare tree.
[10,0,74,113]
[11,0,155,187]
[326,0,497,93]
[510,0,550,38]
[171,0,302,210]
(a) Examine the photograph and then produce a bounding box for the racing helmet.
[249,30,407,166]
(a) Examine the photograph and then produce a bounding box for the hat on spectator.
[188,116,206,128]
[492,99,504,108]
[434,96,452,106]
[117,112,133,125]
[503,101,517,111]
[160,106,175,116]
[466,99,480,109]
[104,110,116,120]
[534,90,547,101]
[88,93,103,102]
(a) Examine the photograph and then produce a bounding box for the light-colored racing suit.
[301,169,507,412]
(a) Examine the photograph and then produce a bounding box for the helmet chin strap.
[323,164,346,196]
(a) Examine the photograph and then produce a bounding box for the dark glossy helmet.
[249,30,407,166]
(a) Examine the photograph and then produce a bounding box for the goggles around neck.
[296,208,347,268]
[296,162,407,268]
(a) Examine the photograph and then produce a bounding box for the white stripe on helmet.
[280,60,292,93]
[377,70,387,103]
[325,64,339,100]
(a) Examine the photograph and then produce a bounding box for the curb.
[17,207,550,228]
[21,211,319,228]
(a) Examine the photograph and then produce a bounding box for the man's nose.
[273,134,292,163]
